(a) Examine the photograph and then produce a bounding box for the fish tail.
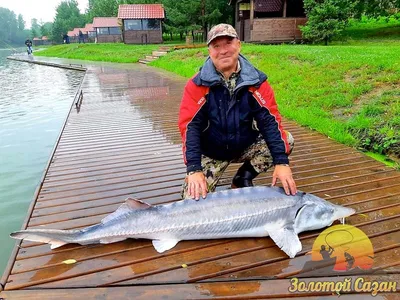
[10,228,82,249]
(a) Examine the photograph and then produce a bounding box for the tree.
[301,0,356,45]
[31,18,40,37]
[87,0,120,20]
[17,14,25,31]
[162,0,232,41]
[51,0,86,42]
[40,22,53,37]
[0,7,30,46]
[354,0,400,18]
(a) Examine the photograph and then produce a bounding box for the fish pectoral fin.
[152,239,179,253]
[268,227,302,259]
[99,237,127,244]
[50,241,68,249]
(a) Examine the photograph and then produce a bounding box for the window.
[143,19,160,30]
[109,27,121,35]
[97,28,109,35]
[124,20,142,30]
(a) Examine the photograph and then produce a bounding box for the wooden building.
[67,28,88,43]
[67,29,77,43]
[118,4,165,44]
[92,17,122,43]
[41,36,51,45]
[32,37,43,46]
[84,23,96,42]
[230,0,307,43]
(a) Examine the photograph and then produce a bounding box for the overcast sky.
[0,0,89,28]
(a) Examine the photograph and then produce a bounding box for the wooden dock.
[1,57,399,299]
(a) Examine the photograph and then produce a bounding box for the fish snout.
[334,205,356,220]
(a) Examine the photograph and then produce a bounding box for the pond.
[0,49,85,276]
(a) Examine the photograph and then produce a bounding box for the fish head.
[294,193,356,233]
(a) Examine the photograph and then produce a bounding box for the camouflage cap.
[207,23,239,45]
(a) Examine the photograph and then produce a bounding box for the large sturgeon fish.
[11,186,355,258]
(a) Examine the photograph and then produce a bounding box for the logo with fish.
[303,224,374,275]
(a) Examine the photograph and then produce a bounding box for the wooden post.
[250,0,254,29]
[283,0,287,17]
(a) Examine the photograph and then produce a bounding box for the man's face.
[208,36,241,73]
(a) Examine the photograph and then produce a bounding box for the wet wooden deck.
[1,57,399,299]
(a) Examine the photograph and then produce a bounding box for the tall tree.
[31,18,40,37]
[0,7,30,46]
[17,14,25,31]
[87,0,120,20]
[51,0,86,42]
[40,22,53,37]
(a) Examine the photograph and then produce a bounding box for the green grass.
[150,36,400,161]
[365,152,398,168]
[343,15,400,42]
[35,43,161,63]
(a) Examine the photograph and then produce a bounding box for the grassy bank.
[150,41,399,164]
[35,43,161,63]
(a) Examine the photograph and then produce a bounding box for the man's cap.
[207,23,239,45]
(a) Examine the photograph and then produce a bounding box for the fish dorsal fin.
[101,197,151,224]
[268,226,302,258]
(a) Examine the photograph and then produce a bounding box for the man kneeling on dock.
[178,23,297,200]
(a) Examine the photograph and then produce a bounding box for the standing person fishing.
[178,23,297,200]
[25,38,33,55]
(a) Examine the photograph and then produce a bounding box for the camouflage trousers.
[181,132,294,199]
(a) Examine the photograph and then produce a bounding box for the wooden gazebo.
[118,4,165,44]
[230,0,307,43]
[92,17,122,43]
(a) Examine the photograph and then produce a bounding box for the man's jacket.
[178,54,290,173]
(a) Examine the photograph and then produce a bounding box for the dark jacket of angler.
[10,186,355,258]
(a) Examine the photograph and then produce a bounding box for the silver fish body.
[10,186,355,258]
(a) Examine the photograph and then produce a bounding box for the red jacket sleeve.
[178,77,209,172]
[249,81,290,164]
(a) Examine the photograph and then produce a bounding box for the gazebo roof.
[93,17,120,28]
[118,4,165,19]
[84,23,95,32]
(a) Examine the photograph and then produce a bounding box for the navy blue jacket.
[178,54,290,173]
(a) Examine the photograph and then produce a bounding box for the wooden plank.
[104,220,400,286]
[1,276,398,299]
[40,163,388,200]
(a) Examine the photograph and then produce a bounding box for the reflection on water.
[0,49,85,276]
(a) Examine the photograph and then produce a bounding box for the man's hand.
[271,165,297,196]
[187,172,208,200]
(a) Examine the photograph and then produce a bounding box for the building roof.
[67,28,86,37]
[93,17,120,28]
[84,23,95,32]
[33,37,41,40]
[42,36,48,40]
[118,4,165,19]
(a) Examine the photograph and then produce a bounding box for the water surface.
[0,49,85,276]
